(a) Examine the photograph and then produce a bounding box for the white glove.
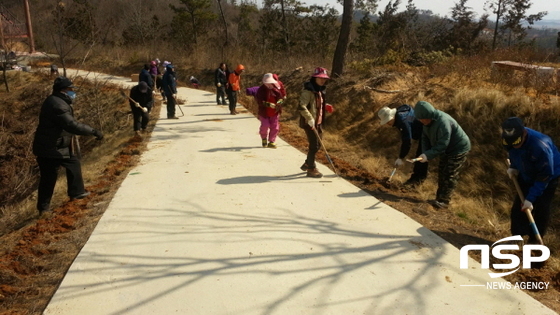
[418,154,428,163]
[507,168,519,179]
[394,158,404,167]
[141,107,148,113]
[307,118,315,128]
[217,83,222,87]
[173,94,177,99]
[522,200,533,211]
[134,101,141,108]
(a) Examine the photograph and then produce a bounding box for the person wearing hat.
[149,60,161,92]
[161,63,179,119]
[129,81,153,135]
[411,101,470,209]
[190,76,200,89]
[255,73,285,149]
[298,67,334,178]
[502,117,560,243]
[32,76,104,214]
[226,64,245,115]
[378,104,427,186]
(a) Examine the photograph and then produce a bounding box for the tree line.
[1,0,552,74]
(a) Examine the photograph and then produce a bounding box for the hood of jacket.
[414,101,440,120]
[235,64,245,73]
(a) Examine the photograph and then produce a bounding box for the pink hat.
[262,73,278,85]
[312,67,330,79]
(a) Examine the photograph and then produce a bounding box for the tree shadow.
[46,205,515,315]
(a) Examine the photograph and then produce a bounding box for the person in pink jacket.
[255,73,285,149]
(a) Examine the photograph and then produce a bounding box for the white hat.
[262,73,278,85]
[378,107,397,125]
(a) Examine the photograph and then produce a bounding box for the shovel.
[120,90,148,113]
[165,86,184,117]
[387,167,397,182]
[507,160,544,245]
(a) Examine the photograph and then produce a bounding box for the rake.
[312,128,338,176]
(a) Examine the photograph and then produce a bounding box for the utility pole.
[23,0,34,53]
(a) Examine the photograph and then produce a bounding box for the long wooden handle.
[507,160,544,245]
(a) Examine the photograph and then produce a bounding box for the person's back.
[414,101,470,159]
[139,64,153,88]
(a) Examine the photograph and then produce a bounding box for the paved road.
[43,73,556,315]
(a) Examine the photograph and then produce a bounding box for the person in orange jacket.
[226,64,245,115]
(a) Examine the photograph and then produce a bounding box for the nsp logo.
[460,235,550,278]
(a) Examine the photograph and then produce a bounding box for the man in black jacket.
[32,76,103,213]
[129,81,153,135]
[214,63,227,105]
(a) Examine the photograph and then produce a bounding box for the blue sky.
[304,0,560,20]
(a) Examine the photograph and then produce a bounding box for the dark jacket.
[33,92,97,158]
[507,128,560,202]
[414,101,471,160]
[298,80,326,130]
[215,68,227,86]
[393,104,423,159]
[139,68,154,88]
[129,85,154,111]
[161,71,177,95]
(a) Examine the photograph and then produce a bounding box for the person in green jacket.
[412,101,471,209]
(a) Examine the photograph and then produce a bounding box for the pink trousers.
[259,115,279,142]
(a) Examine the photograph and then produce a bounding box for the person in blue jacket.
[378,104,427,186]
[502,117,560,243]
[139,64,154,89]
[161,63,178,119]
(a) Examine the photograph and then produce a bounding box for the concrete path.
[44,74,556,315]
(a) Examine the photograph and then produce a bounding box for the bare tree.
[486,0,547,50]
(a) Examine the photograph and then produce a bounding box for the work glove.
[217,83,222,87]
[394,158,404,167]
[277,99,284,105]
[141,107,148,113]
[417,154,428,163]
[307,118,315,128]
[92,129,104,141]
[173,94,177,99]
[521,200,533,212]
[325,103,334,114]
[264,101,276,109]
[507,168,519,179]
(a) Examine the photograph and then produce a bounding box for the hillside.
[0,54,560,313]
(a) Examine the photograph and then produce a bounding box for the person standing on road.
[226,64,245,115]
[378,104,428,187]
[256,73,285,149]
[149,60,160,91]
[411,101,470,209]
[32,76,104,214]
[129,81,153,136]
[161,63,179,119]
[502,117,560,244]
[298,67,334,178]
[215,63,227,105]
[139,64,154,90]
